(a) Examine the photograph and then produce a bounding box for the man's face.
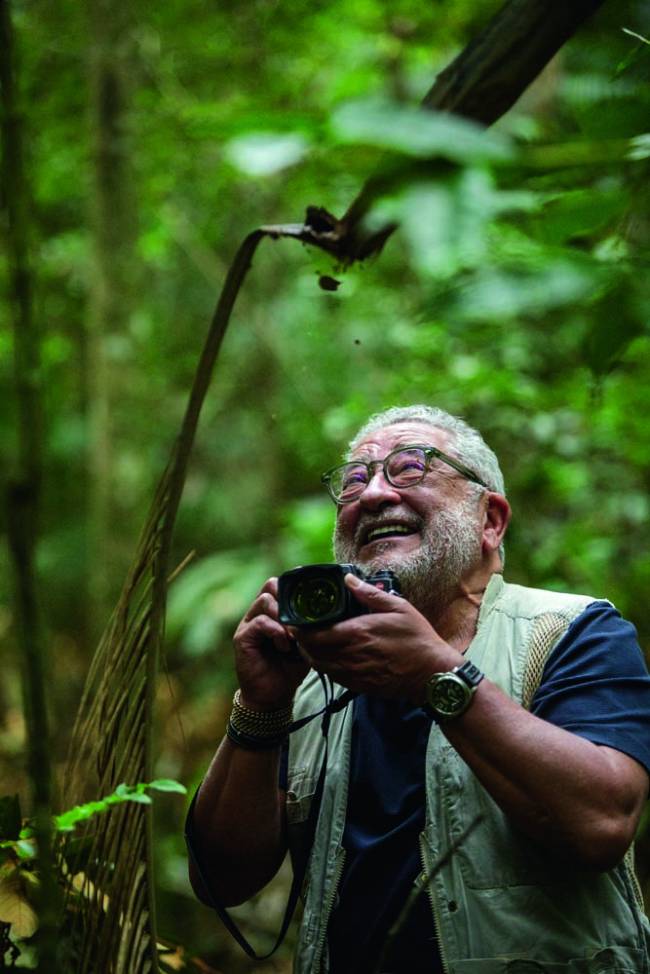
[332,421,484,610]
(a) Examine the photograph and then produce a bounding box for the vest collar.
[475,572,505,631]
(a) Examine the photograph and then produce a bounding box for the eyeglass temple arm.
[424,447,488,489]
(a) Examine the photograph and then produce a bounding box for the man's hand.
[234,577,310,710]
[290,573,462,703]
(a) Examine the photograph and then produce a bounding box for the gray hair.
[348,404,506,496]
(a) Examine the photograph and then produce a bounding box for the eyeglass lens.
[335,447,428,501]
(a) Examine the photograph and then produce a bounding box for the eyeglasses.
[321,444,488,505]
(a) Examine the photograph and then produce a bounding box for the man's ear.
[481,492,511,557]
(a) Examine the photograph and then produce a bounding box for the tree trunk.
[0,0,61,969]
[86,0,137,630]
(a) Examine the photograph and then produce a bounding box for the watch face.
[429,674,471,717]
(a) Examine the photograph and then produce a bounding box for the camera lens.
[290,576,341,623]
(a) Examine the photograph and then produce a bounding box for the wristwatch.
[424,660,484,721]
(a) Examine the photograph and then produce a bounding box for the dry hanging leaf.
[0,869,38,939]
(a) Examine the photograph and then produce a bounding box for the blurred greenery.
[1,0,650,969]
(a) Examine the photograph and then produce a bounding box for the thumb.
[344,572,402,611]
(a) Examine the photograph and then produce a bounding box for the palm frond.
[56,225,333,973]
[58,231,267,973]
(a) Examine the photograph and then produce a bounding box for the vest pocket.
[451,945,647,972]
[286,765,318,824]
[437,746,560,888]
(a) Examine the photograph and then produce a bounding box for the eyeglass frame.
[321,443,490,505]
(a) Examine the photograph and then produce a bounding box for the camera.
[277,563,401,628]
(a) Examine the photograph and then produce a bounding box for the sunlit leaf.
[627,134,650,161]
[224,132,310,175]
[53,781,182,833]
[122,792,152,805]
[146,780,187,795]
[330,98,513,164]
[15,840,36,861]
[453,262,598,322]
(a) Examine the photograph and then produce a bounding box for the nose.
[358,467,402,511]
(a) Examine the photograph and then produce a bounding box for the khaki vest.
[286,575,650,974]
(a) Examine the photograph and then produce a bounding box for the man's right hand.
[233,577,310,711]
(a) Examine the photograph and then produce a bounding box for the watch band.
[455,660,484,690]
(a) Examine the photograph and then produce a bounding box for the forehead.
[350,421,450,460]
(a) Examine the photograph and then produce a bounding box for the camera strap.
[184,676,357,960]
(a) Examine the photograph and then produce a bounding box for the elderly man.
[187,405,650,974]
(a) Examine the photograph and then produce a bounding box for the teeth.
[367,524,413,543]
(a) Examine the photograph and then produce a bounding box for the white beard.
[333,494,482,616]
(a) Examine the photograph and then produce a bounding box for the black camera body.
[277,563,401,628]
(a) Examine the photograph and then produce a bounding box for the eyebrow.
[348,441,436,461]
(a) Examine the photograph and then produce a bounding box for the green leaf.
[124,793,152,805]
[453,262,598,322]
[582,284,645,376]
[533,188,626,245]
[146,779,187,795]
[224,132,310,176]
[52,781,182,834]
[55,800,109,831]
[627,134,650,161]
[15,840,36,861]
[330,98,513,165]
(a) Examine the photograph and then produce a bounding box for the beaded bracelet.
[226,721,288,751]
[226,689,293,751]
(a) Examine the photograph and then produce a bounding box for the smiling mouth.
[364,523,418,545]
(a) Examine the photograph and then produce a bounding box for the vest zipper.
[314,848,346,973]
[419,836,449,974]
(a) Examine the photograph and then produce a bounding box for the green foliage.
[0,780,187,969]
[53,780,187,832]
[330,97,513,163]
[0,782,187,864]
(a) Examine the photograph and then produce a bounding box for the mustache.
[349,511,424,548]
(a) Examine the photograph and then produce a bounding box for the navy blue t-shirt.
[310,601,650,974]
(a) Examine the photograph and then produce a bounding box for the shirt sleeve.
[530,601,650,774]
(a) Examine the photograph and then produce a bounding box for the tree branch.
[338,0,607,256]
[421,0,607,125]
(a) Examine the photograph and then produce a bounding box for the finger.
[285,624,338,654]
[272,632,300,657]
[237,614,288,648]
[343,573,403,612]
[243,588,280,623]
[264,577,279,598]
[283,637,310,663]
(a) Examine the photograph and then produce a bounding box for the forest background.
[2,0,650,971]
